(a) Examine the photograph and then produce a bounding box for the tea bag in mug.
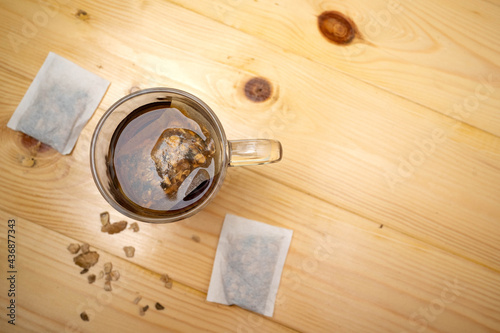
[207,214,293,317]
[7,52,110,154]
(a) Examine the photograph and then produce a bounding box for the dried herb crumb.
[104,262,113,274]
[67,243,80,254]
[80,243,90,254]
[123,246,135,258]
[80,311,89,321]
[133,295,142,304]
[129,222,140,232]
[75,9,89,21]
[74,251,99,270]
[100,212,110,226]
[88,274,96,284]
[104,280,112,292]
[101,221,128,234]
[110,270,120,281]
[20,156,35,167]
[191,235,201,243]
[80,268,89,274]
[139,305,149,316]
[155,302,165,310]
[160,274,173,289]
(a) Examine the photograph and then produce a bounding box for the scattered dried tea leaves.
[80,243,90,254]
[100,263,120,289]
[101,220,128,234]
[129,222,139,232]
[160,274,173,289]
[80,311,89,322]
[67,214,145,321]
[75,9,90,21]
[139,305,149,316]
[191,235,201,243]
[100,212,110,226]
[110,270,120,281]
[133,295,142,305]
[73,251,99,270]
[155,302,165,310]
[123,246,135,258]
[151,127,215,199]
[67,243,80,254]
[67,237,132,322]
[103,262,113,274]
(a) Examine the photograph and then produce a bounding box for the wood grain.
[167,0,500,137]
[1,0,499,270]
[0,0,499,332]
[0,213,295,333]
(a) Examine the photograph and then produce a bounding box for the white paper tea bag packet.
[207,214,293,317]
[7,52,110,154]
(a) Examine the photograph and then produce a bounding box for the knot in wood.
[318,11,356,45]
[244,77,272,102]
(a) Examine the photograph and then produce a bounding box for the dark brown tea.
[106,101,221,217]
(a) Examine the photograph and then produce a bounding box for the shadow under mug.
[90,88,282,223]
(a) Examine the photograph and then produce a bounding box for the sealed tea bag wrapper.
[7,52,110,154]
[207,214,293,317]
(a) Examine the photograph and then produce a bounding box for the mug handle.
[228,139,282,167]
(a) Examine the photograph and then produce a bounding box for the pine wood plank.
[167,0,500,137]
[0,1,499,332]
[1,0,499,271]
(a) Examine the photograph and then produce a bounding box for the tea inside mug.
[106,100,222,216]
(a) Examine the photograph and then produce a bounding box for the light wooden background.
[1,0,499,332]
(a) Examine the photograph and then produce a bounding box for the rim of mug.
[90,87,229,223]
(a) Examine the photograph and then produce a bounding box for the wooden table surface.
[1,0,500,332]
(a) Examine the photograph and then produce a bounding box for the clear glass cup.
[90,88,282,223]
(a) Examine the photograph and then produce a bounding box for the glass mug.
[90,88,282,223]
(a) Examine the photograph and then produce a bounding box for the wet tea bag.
[207,214,293,317]
[7,52,110,154]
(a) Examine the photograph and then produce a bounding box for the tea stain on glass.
[244,77,272,102]
[317,11,360,45]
